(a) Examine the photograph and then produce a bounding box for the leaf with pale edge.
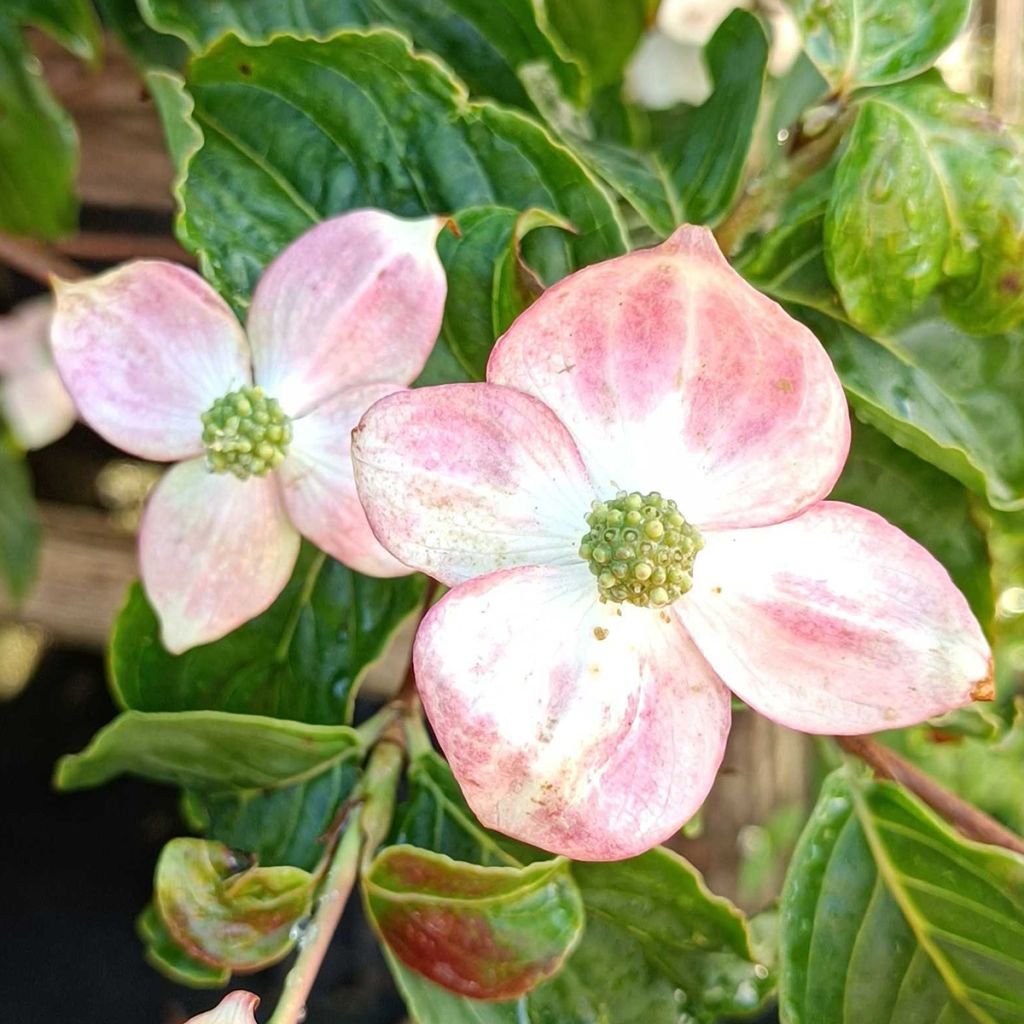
[827,78,1024,335]
[140,0,584,113]
[54,709,362,793]
[164,29,626,313]
[787,0,970,91]
[366,845,584,999]
[155,838,314,972]
[796,307,1024,513]
[780,768,1024,1023]
[137,904,230,989]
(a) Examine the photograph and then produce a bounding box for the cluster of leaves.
[3,0,1024,1020]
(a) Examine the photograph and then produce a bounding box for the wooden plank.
[0,503,410,697]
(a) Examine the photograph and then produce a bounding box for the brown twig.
[0,233,86,285]
[53,231,195,266]
[837,734,1024,856]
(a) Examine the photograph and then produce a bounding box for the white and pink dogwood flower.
[352,225,992,861]
[51,210,446,653]
[0,296,76,450]
[185,992,258,1024]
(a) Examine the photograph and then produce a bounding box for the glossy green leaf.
[137,904,230,989]
[110,545,425,724]
[166,29,627,312]
[827,79,1024,335]
[367,846,583,999]
[0,428,39,602]
[830,420,994,627]
[155,838,314,971]
[94,0,188,69]
[780,768,1024,1023]
[796,307,1024,512]
[540,0,647,92]
[141,0,584,112]
[439,205,572,379]
[387,752,771,1023]
[733,164,840,315]
[788,0,970,90]
[185,759,359,872]
[655,10,769,226]
[54,709,362,792]
[574,138,680,238]
[0,24,78,239]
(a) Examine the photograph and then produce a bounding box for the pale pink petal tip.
[185,991,260,1024]
[279,382,414,578]
[682,502,992,734]
[247,209,447,416]
[414,564,731,860]
[139,461,300,653]
[659,222,730,264]
[50,262,250,461]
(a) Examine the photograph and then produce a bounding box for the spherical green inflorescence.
[578,490,702,608]
[200,385,292,480]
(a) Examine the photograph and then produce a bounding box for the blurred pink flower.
[352,224,992,861]
[185,991,258,1024]
[52,210,446,652]
[0,296,75,449]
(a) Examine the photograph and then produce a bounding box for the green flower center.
[578,490,702,608]
[200,385,292,480]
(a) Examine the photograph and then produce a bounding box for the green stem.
[267,736,405,1024]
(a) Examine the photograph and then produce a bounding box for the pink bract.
[352,224,992,861]
[185,991,259,1024]
[51,210,447,652]
[0,296,76,450]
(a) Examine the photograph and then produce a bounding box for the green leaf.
[829,419,994,628]
[574,138,680,239]
[185,759,359,871]
[110,545,425,724]
[796,307,1024,512]
[387,753,771,1023]
[155,837,314,971]
[137,904,230,989]
[827,78,1024,335]
[54,709,363,792]
[788,0,970,91]
[541,0,647,92]
[7,0,101,63]
[655,10,769,226]
[0,23,78,239]
[734,164,841,314]
[535,850,774,1024]
[0,428,39,602]
[439,205,573,379]
[141,0,585,113]
[366,846,583,999]
[94,0,188,69]
[780,768,1024,1023]
[166,29,627,313]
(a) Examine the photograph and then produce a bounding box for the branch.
[837,734,1024,856]
[0,232,85,285]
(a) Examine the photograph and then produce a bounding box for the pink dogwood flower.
[51,210,446,653]
[185,992,258,1024]
[0,296,76,449]
[352,225,992,861]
